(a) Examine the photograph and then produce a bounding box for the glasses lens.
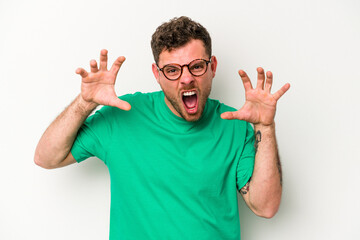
[163,65,181,80]
[189,60,207,76]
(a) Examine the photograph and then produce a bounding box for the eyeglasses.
[157,58,212,81]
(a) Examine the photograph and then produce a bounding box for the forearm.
[246,123,282,218]
[34,95,98,169]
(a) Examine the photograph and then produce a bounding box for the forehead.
[158,39,207,66]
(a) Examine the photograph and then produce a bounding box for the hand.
[75,49,131,110]
[221,67,290,126]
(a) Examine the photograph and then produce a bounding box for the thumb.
[221,110,247,121]
[221,111,236,120]
[109,97,131,111]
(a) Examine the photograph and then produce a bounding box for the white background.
[1,0,359,239]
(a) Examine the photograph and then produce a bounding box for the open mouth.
[182,90,198,114]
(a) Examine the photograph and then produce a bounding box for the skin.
[221,68,290,218]
[152,39,217,122]
[34,44,290,218]
[34,49,130,169]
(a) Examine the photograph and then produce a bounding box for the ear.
[152,63,160,84]
[210,56,218,78]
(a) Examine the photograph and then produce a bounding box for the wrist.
[254,122,276,133]
[254,122,275,129]
[76,95,98,114]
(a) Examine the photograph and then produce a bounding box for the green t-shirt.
[71,91,255,240]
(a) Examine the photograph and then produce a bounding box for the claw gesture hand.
[75,49,131,110]
[221,68,290,126]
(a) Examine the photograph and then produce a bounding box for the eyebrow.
[160,58,208,67]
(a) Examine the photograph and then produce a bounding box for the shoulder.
[206,98,237,118]
[119,91,161,104]
[206,98,250,129]
[94,91,161,119]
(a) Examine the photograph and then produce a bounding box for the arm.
[34,96,97,169]
[240,123,282,218]
[34,49,131,169]
[221,68,290,218]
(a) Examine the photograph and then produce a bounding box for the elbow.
[255,206,279,219]
[251,199,281,219]
[34,151,55,169]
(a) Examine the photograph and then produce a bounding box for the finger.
[99,49,108,71]
[265,71,273,92]
[238,70,253,91]
[273,83,291,101]
[221,111,237,120]
[75,68,88,78]
[221,111,247,121]
[90,59,98,73]
[110,56,126,75]
[109,97,132,111]
[256,67,265,90]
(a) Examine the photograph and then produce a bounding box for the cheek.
[161,80,178,93]
[201,77,213,90]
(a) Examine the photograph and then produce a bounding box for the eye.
[164,66,180,76]
[190,62,205,72]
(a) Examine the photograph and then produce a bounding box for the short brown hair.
[151,16,212,64]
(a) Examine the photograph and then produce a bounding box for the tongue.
[183,95,197,109]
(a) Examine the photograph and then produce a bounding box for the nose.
[179,66,195,85]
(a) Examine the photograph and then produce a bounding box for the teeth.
[183,91,196,96]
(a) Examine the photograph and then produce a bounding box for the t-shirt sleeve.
[71,106,113,164]
[236,122,255,190]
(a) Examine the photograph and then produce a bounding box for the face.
[152,39,218,122]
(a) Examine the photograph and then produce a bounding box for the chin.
[163,89,207,122]
[180,107,204,122]
[183,114,201,122]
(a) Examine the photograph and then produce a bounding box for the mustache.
[180,85,198,92]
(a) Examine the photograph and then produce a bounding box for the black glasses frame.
[157,58,212,81]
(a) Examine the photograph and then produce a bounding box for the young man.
[35,16,290,239]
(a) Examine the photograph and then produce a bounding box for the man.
[35,16,290,239]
